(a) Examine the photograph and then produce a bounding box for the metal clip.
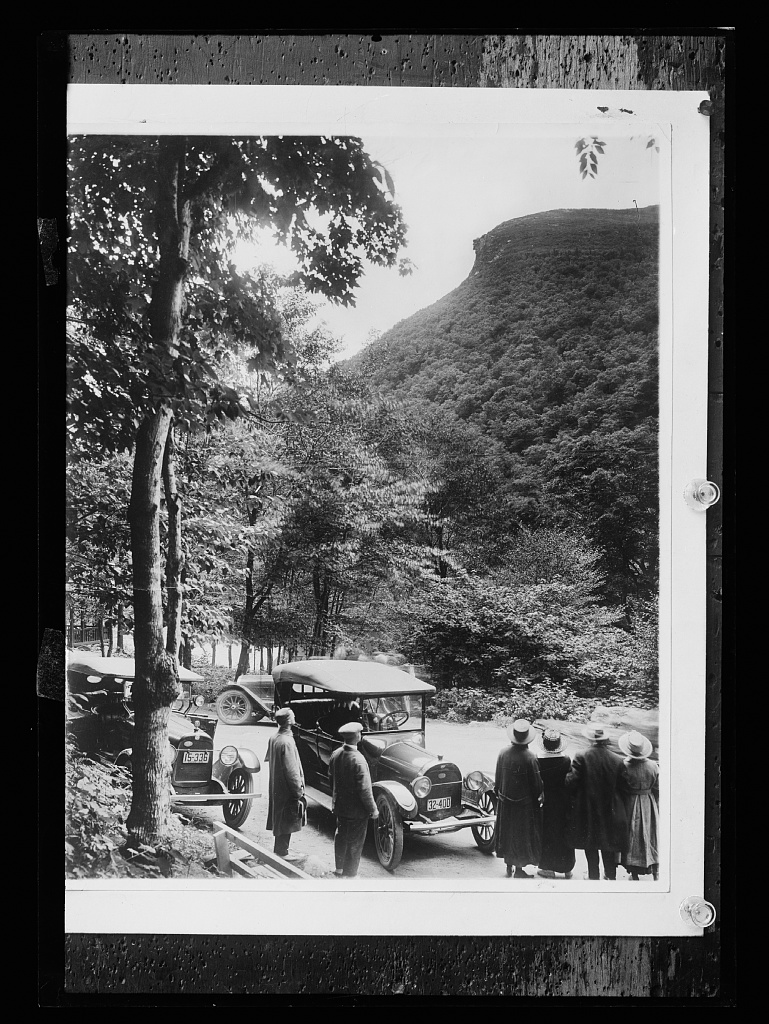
[698,99,713,116]
[679,896,716,928]
[684,479,720,511]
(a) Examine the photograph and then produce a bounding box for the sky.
[234,131,660,360]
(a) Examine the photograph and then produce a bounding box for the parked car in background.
[271,659,497,871]
[66,652,261,828]
[215,673,275,725]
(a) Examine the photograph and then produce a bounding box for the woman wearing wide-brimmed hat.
[565,723,630,880]
[494,719,544,878]
[618,730,659,881]
[535,728,576,879]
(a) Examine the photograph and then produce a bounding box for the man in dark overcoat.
[494,719,544,878]
[328,721,379,877]
[565,723,629,879]
[265,707,306,858]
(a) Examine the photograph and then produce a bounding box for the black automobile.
[66,653,261,829]
[214,673,275,725]
[271,659,497,871]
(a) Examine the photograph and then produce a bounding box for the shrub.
[190,663,238,705]
[427,678,656,725]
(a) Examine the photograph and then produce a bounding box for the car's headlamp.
[168,743,178,765]
[122,681,133,699]
[194,695,204,707]
[219,745,238,766]
[412,775,432,799]
[465,770,484,791]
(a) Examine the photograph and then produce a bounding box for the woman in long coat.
[494,719,544,878]
[618,730,659,880]
[265,708,306,857]
[535,728,576,878]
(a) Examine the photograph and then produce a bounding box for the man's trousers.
[334,816,369,877]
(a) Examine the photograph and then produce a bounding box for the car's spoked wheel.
[471,790,497,854]
[374,791,404,871]
[222,768,252,828]
[215,689,252,725]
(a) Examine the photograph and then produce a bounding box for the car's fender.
[233,681,275,718]
[236,748,261,773]
[114,747,132,769]
[372,779,418,819]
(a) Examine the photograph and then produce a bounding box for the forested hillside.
[68,200,660,716]
[349,206,659,609]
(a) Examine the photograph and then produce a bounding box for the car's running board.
[171,793,262,803]
[404,814,496,835]
[303,786,334,812]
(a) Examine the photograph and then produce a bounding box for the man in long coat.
[494,719,544,878]
[565,723,629,879]
[265,707,306,858]
[329,721,379,877]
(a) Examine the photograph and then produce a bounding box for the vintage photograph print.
[64,87,709,937]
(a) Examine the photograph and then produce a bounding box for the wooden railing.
[211,820,312,880]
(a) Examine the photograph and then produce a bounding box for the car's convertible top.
[272,658,436,697]
[66,652,204,685]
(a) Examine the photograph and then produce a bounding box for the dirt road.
[182,717,635,881]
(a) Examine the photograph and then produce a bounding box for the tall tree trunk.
[211,640,217,668]
[126,138,191,845]
[116,603,125,653]
[163,424,183,659]
[127,408,180,844]
[228,644,232,670]
[235,642,250,680]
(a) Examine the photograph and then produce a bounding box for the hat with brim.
[538,728,567,754]
[583,723,612,744]
[338,722,363,739]
[506,719,537,745]
[618,730,653,759]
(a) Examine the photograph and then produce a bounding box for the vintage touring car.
[270,659,497,871]
[66,653,261,828]
[215,672,275,725]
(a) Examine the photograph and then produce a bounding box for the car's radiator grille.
[422,764,462,820]
[172,736,214,785]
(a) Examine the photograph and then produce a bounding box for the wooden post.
[212,828,232,877]
[228,644,232,670]
[211,640,217,667]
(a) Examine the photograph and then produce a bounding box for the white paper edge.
[63,85,712,938]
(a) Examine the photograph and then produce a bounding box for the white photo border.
[64,85,711,937]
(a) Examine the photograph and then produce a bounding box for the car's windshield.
[361,695,423,732]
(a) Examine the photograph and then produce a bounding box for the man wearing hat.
[265,707,306,859]
[565,723,630,880]
[328,721,379,877]
[494,719,544,878]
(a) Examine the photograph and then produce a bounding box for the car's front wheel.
[216,689,252,725]
[373,791,404,871]
[222,768,252,829]
[471,789,497,854]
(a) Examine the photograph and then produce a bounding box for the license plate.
[427,796,451,811]
[182,751,210,764]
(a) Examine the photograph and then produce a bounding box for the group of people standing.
[264,705,659,882]
[494,718,659,881]
[265,707,377,877]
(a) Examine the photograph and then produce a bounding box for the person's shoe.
[506,864,513,877]
[514,868,534,878]
[333,869,344,877]
[537,869,555,878]
[563,871,573,879]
